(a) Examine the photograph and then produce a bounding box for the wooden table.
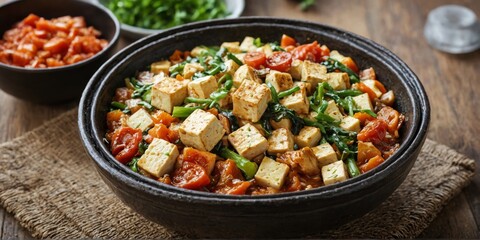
[1,0,479,238]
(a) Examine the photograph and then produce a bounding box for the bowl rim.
[96,0,245,36]
[0,0,121,72]
[79,16,430,204]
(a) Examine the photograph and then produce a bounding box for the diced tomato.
[266,51,292,72]
[110,127,143,164]
[359,155,385,173]
[147,124,170,143]
[106,110,126,133]
[183,147,216,174]
[22,14,40,27]
[353,112,376,126]
[357,141,382,165]
[244,51,266,69]
[11,51,32,66]
[43,37,69,54]
[167,129,179,143]
[291,41,329,62]
[357,81,377,101]
[280,34,297,48]
[377,106,401,137]
[341,57,359,73]
[169,50,185,64]
[35,18,57,33]
[172,162,211,190]
[211,159,251,195]
[151,111,177,126]
[46,57,65,67]
[357,119,388,144]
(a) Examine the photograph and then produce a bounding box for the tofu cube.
[312,143,338,167]
[223,59,240,77]
[137,138,179,178]
[340,116,361,132]
[326,72,350,90]
[353,93,373,111]
[233,53,246,64]
[151,77,188,113]
[126,108,154,131]
[329,50,346,62]
[277,147,320,176]
[183,63,205,80]
[150,60,171,75]
[190,46,208,57]
[179,109,226,151]
[258,43,273,57]
[269,118,292,130]
[325,100,344,122]
[322,160,349,186]
[220,41,241,53]
[187,75,218,99]
[233,64,262,88]
[228,123,268,160]
[301,60,327,87]
[239,36,257,52]
[232,81,271,122]
[268,128,295,155]
[237,118,266,136]
[265,70,294,92]
[362,79,383,98]
[280,82,310,115]
[289,59,303,80]
[255,157,290,190]
[295,126,322,148]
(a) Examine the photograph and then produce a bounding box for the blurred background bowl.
[79,17,430,238]
[98,0,244,40]
[0,0,120,104]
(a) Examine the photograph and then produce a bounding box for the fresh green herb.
[103,0,229,30]
[128,157,140,172]
[138,101,155,111]
[227,52,243,66]
[353,109,377,118]
[345,156,361,177]
[277,86,300,99]
[299,0,315,11]
[217,147,258,180]
[269,42,285,52]
[172,106,202,118]
[321,58,360,83]
[111,101,127,110]
[254,37,263,47]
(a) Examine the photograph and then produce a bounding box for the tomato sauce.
[0,14,108,68]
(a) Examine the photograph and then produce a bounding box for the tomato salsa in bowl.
[0,0,119,103]
[79,17,430,238]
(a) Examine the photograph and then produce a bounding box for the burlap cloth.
[0,108,476,239]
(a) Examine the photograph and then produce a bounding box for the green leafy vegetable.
[321,58,360,83]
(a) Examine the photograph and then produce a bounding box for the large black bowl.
[79,17,430,238]
[0,0,120,103]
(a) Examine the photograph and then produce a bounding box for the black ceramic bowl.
[79,17,430,238]
[0,0,120,103]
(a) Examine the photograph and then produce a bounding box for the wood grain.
[1,0,479,238]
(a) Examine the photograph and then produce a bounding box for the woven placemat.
[0,108,476,239]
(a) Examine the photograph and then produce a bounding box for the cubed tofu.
[150,60,171,75]
[237,118,266,136]
[258,43,273,57]
[362,79,383,98]
[151,77,188,113]
[228,123,268,160]
[312,143,338,167]
[295,126,322,148]
[179,109,226,151]
[137,138,179,178]
[329,50,345,62]
[126,108,154,131]
[187,75,218,99]
[289,59,303,80]
[220,41,241,53]
[301,60,327,87]
[325,100,344,122]
[223,59,240,77]
[277,147,320,176]
[353,93,373,111]
[232,81,271,122]
[340,116,361,132]
[270,118,292,130]
[233,64,262,88]
[183,63,205,80]
[268,128,295,155]
[326,72,350,90]
[190,46,208,57]
[255,157,290,190]
[233,53,246,64]
[265,70,294,92]
[280,81,309,115]
[239,36,257,52]
[322,160,349,186]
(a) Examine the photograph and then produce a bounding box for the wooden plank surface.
[1,0,479,238]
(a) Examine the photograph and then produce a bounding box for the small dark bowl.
[79,18,430,238]
[0,0,120,103]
